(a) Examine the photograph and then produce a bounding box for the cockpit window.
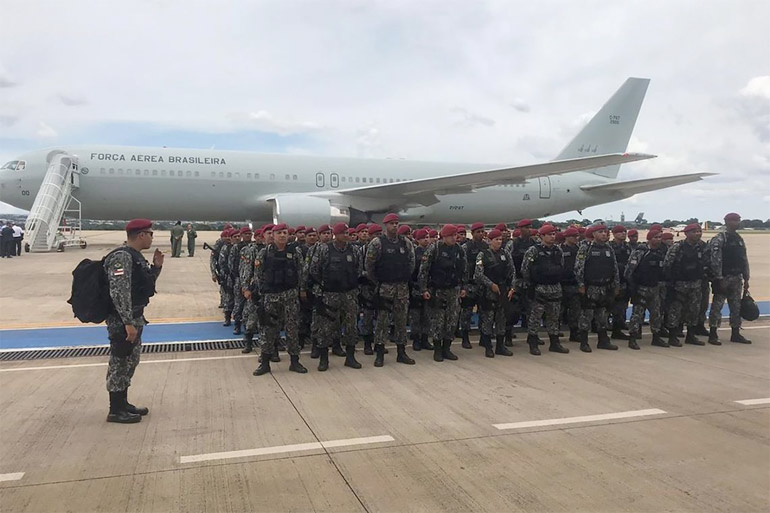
[0,160,25,171]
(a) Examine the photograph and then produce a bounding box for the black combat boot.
[504,329,514,347]
[659,326,670,337]
[443,339,459,360]
[310,339,320,359]
[223,311,232,327]
[693,323,710,336]
[374,344,385,367]
[668,333,682,347]
[253,356,271,376]
[495,335,513,356]
[730,327,752,344]
[708,327,721,345]
[364,335,374,355]
[107,391,141,424]
[611,326,630,340]
[579,331,592,353]
[685,327,705,346]
[548,334,569,354]
[331,339,346,357]
[421,335,434,350]
[242,332,254,353]
[569,328,580,342]
[344,345,362,369]
[481,334,494,358]
[433,340,444,362]
[318,347,329,372]
[396,344,416,365]
[461,330,472,349]
[527,334,541,356]
[597,331,618,350]
[628,338,640,350]
[123,390,149,416]
[412,333,421,351]
[271,352,281,362]
[289,354,308,373]
[651,332,669,347]
[232,321,242,335]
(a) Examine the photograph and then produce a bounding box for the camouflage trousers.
[709,275,744,329]
[312,290,359,348]
[697,280,710,326]
[221,281,234,313]
[260,289,301,356]
[428,287,462,341]
[358,285,376,336]
[528,284,562,336]
[629,283,663,337]
[509,278,531,328]
[408,291,429,337]
[561,284,581,329]
[300,289,315,344]
[374,282,409,346]
[579,284,614,332]
[458,284,479,331]
[610,282,630,329]
[243,298,259,335]
[105,314,144,393]
[232,277,246,323]
[479,291,507,337]
[668,280,702,329]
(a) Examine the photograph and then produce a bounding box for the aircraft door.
[70,157,80,189]
[538,176,551,199]
[316,172,325,188]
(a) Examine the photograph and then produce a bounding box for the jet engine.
[269,194,350,227]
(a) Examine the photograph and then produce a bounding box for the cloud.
[737,76,770,141]
[36,122,57,139]
[450,107,495,128]
[58,93,88,106]
[227,110,323,136]
[356,123,381,158]
[511,98,530,113]
[0,116,17,127]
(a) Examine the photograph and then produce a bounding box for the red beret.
[429,229,438,237]
[230,229,241,237]
[413,229,428,240]
[578,226,586,234]
[254,228,263,237]
[724,212,741,222]
[382,213,399,223]
[305,227,317,234]
[220,230,228,238]
[272,223,288,232]
[494,223,509,231]
[368,224,382,235]
[650,223,662,231]
[125,219,152,232]
[661,232,674,240]
[397,224,412,235]
[538,224,557,235]
[488,229,503,240]
[647,230,661,240]
[683,223,701,233]
[240,226,252,234]
[440,224,457,237]
[356,223,368,232]
[347,228,356,236]
[470,222,485,232]
[627,229,638,236]
[586,224,607,237]
[295,225,306,232]
[612,225,627,234]
[332,222,348,235]
[288,228,296,235]
[516,219,532,228]
[555,232,566,243]
[455,224,467,233]
[318,224,331,233]
[262,224,274,232]
[563,227,579,237]
[513,229,521,237]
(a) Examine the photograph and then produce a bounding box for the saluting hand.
[153,248,164,267]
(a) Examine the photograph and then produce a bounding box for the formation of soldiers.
[207,212,753,375]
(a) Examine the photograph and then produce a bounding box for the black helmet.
[741,293,760,322]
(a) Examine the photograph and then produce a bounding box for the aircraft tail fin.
[555,77,650,179]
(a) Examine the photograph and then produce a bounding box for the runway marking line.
[493,408,667,430]
[180,435,395,464]
[0,472,24,482]
[734,398,770,406]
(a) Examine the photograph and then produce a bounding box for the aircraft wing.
[314,153,655,206]
[580,172,716,198]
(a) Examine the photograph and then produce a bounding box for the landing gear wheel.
[57,242,65,252]
[24,243,30,253]
[80,240,87,249]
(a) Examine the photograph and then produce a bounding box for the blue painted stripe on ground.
[1,301,768,350]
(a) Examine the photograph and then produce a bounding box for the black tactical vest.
[611,241,631,282]
[464,239,487,269]
[262,245,299,293]
[511,237,535,274]
[672,241,704,281]
[412,246,426,282]
[722,233,746,276]
[634,247,665,286]
[560,244,578,284]
[584,243,615,285]
[322,243,358,292]
[429,243,464,289]
[375,235,411,283]
[532,245,563,285]
[482,249,509,285]
[121,247,156,312]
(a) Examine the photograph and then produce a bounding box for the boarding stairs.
[24,153,86,252]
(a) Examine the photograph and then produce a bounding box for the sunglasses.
[140,231,154,236]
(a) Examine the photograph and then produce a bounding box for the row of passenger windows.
[100,168,201,177]
[97,168,413,184]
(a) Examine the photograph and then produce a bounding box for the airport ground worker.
[186,224,197,256]
[170,221,185,257]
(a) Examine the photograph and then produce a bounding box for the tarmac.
[0,230,769,512]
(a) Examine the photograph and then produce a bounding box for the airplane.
[0,78,714,230]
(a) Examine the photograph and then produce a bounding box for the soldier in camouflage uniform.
[409,229,432,351]
[210,230,227,308]
[627,229,640,251]
[459,222,488,348]
[609,225,632,341]
[104,219,163,423]
[560,227,582,342]
[418,225,467,362]
[252,223,308,376]
[474,229,516,358]
[218,229,237,326]
[510,219,538,343]
[239,229,260,353]
[308,223,364,371]
[230,227,252,335]
[306,225,343,358]
[359,224,381,355]
[625,229,667,349]
[365,213,416,367]
[575,224,620,352]
[521,224,569,355]
[663,223,708,347]
[708,212,751,344]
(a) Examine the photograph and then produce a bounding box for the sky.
[1,0,768,222]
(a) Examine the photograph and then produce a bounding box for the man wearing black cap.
[708,213,751,344]
[104,219,163,423]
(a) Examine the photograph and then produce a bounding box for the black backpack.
[68,252,117,323]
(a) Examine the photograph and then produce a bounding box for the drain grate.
[0,339,245,361]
